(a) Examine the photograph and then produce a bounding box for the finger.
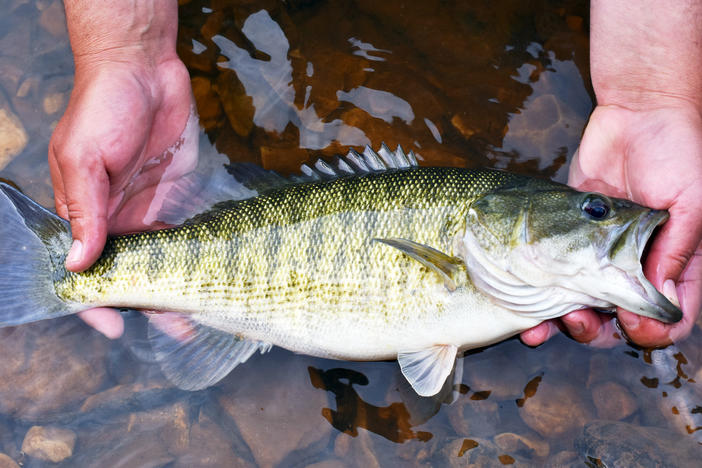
[54,146,110,272]
[560,308,605,343]
[520,320,560,346]
[78,308,125,339]
[617,199,702,345]
[48,143,68,219]
[645,200,702,288]
[620,241,702,346]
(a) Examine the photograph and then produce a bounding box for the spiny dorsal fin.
[299,143,420,181]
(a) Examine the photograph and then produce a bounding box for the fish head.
[458,182,682,323]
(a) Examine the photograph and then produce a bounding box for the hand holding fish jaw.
[49,1,196,338]
[521,103,702,348]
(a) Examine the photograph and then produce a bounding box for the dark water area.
[0,0,701,466]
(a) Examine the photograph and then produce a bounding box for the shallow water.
[1,0,701,466]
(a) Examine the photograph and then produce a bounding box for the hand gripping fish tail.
[0,183,76,327]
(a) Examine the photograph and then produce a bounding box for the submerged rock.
[518,374,593,439]
[0,454,19,468]
[494,431,549,459]
[0,107,27,170]
[433,437,530,467]
[21,425,76,463]
[590,381,638,420]
[575,420,702,467]
[173,412,253,468]
[0,320,108,421]
[217,351,331,468]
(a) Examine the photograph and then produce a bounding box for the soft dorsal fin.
[398,344,458,397]
[374,238,462,291]
[146,312,271,391]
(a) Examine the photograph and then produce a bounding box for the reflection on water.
[1,0,701,466]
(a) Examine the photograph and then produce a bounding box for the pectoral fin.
[398,344,458,397]
[146,312,272,391]
[375,238,462,291]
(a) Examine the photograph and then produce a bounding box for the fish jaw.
[596,209,682,323]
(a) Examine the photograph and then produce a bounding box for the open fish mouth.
[622,209,682,324]
[636,210,669,261]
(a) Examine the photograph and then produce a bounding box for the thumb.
[55,150,110,272]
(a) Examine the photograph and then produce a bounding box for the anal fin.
[147,312,271,391]
[398,344,458,397]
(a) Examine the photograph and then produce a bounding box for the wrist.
[590,0,702,112]
[63,0,179,70]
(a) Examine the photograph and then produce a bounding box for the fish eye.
[581,194,611,220]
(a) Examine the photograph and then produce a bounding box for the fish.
[0,144,682,397]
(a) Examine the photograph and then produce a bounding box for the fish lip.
[635,209,669,260]
[630,209,682,324]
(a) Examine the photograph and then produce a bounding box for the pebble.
[0,454,19,468]
[518,374,592,439]
[38,0,67,37]
[42,92,65,115]
[21,425,76,463]
[590,381,638,420]
[125,402,190,456]
[461,345,530,401]
[173,412,253,468]
[0,107,28,170]
[494,431,550,459]
[448,398,501,439]
[0,321,107,421]
[434,437,529,467]
[217,352,332,468]
[575,420,702,467]
[333,431,381,468]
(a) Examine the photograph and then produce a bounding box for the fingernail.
[618,311,640,331]
[663,279,680,308]
[66,240,82,267]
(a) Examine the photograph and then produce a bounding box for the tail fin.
[0,183,75,327]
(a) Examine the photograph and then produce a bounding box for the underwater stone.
[21,425,76,463]
[575,420,702,467]
[0,108,27,170]
[591,381,638,420]
[518,374,593,439]
[0,454,19,468]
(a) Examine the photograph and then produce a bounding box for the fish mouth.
[616,209,682,324]
[635,210,669,261]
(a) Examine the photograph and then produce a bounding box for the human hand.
[521,102,702,347]
[49,57,197,338]
[48,0,198,339]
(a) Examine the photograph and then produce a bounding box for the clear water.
[0,1,700,466]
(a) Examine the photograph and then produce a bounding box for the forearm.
[63,0,179,69]
[590,0,702,109]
